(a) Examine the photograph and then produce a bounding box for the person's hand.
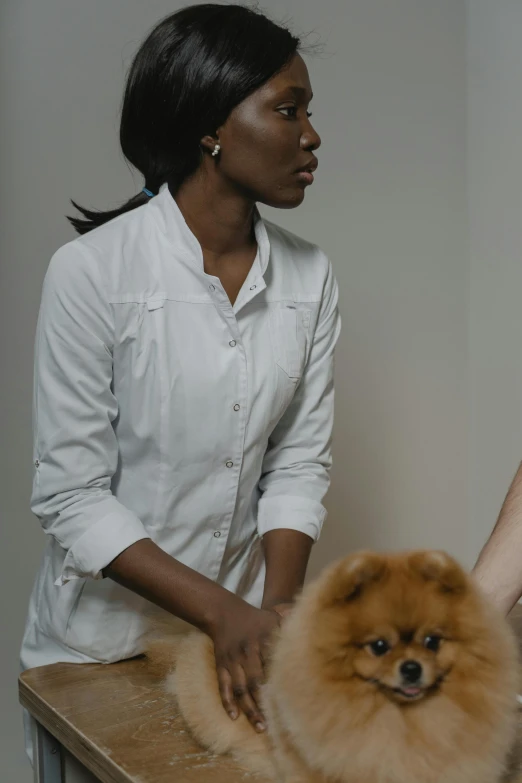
[268,602,294,620]
[209,600,281,732]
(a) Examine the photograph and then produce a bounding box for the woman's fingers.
[229,659,266,732]
[211,606,282,731]
[216,664,238,720]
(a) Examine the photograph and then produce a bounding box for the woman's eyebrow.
[275,85,313,101]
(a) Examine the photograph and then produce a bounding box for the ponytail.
[67,191,152,235]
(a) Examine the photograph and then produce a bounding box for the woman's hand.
[104,540,294,731]
[267,602,294,620]
[209,601,282,732]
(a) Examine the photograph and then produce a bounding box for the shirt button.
[225,460,233,468]
[250,285,256,291]
[229,340,237,347]
[209,284,216,291]
[213,531,221,538]
[233,404,240,411]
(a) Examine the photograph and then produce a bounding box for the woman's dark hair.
[69,3,301,234]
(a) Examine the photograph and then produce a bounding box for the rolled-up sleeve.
[31,242,150,584]
[257,254,341,541]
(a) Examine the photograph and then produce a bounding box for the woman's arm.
[31,244,150,583]
[261,529,313,611]
[105,539,279,731]
[257,252,341,568]
[104,539,243,634]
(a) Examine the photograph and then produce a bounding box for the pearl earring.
[211,144,221,157]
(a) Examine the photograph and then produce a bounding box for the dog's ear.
[334,552,388,603]
[408,550,467,594]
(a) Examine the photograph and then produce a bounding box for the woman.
[20,2,341,749]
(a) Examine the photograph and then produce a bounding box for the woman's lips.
[295,171,314,186]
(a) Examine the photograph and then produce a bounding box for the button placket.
[234,277,266,314]
[207,303,247,575]
[209,524,228,579]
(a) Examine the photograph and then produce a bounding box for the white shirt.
[20,185,340,669]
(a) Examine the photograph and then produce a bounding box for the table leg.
[33,720,63,783]
[63,751,101,782]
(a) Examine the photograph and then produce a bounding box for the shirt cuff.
[54,509,150,585]
[257,495,327,542]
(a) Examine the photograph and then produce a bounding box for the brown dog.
[149,551,522,782]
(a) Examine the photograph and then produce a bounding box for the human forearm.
[473,462,522,614]
[261,528,313,609]
[103,538,241,634]
[105,538,283,732]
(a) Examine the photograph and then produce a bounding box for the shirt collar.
[150,183,271,277]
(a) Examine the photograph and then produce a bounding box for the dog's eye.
[368,639,390,656]
[424,635,442,652]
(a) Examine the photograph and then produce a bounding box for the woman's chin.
[261,187,307,210]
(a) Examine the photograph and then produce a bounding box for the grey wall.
[0,1,468,780]
[467,0,522,557]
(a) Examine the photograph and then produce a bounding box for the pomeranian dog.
[149,550,522,783]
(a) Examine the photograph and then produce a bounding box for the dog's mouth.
[366,672,449,703]
[393,685,424,700]
[374,681,429,702]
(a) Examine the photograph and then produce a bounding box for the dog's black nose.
[400,660,422,683]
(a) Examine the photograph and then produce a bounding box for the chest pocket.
[269,303,311,381]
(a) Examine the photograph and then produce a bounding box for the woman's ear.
[200,134,220,155]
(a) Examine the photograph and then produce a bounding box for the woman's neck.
[171,173,257,260]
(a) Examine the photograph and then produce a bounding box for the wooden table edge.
[19,670,135,783]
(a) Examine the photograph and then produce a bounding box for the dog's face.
[313,551,477,705]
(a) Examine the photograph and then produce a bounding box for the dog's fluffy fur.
[148,550,522,782]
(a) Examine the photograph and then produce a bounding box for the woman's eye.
[278,107,313,119]
[368,639,390,657]
[424,635,442,652]
[279,106,298,118]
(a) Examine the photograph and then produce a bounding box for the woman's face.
[214,54,321,209]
